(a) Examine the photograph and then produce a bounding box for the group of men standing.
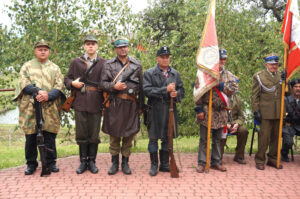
[14,34,185,176]
[14,33,299,176]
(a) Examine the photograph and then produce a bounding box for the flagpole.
[277,47,287,168]
[205,89,213,172]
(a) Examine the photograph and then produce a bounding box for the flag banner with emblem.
[282,0,300,80]
[194,0,219,103]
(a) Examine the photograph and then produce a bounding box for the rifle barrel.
[0,88,15,92]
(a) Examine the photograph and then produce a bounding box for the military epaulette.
[129,56,141,65]
[106,57,117,64]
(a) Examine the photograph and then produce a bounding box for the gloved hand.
[254,110,262,123]
[281,71,287,81]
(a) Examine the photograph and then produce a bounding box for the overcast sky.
[0,0,149,29]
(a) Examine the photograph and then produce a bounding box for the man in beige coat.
[252,53,285,170]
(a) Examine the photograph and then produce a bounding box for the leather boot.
[76,144,88,174]
[159,150,170,172]
[88,144,98,174]
[121,156,132,175]
[149,152,158,176]
[24,164,37,175]
[108,155,119,175]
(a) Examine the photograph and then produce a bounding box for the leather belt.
[117,93,137,102]
[86,86,98,91]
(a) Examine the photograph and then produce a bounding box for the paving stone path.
[1,153,300,199]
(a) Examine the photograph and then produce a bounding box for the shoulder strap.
[113,62,130,83]
[256,72,276,93]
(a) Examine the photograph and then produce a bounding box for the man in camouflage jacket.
[14,40,65,175]
[195,49,237,173]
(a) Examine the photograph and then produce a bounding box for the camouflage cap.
[34,39,50,49]
[264,52,279,64]
[113,37,129,48]
[84,34,98,43]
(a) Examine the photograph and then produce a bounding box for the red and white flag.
[282,0,300,80]
[194,0,220,103]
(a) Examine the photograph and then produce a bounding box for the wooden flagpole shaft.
[277,47,288,168]
[205,89,213,172]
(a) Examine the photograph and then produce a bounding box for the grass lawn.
[0,124,299,170]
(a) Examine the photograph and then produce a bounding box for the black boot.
[76,144,88,174]
[121,156,132,175]
[108,155,119,175]
[24,164,38,175]
[88,144,98,174]
[25,134,38,175]
[149,152,158,176]
[281,144,290,162]
[159,150,170,172]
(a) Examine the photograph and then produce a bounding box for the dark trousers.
[25,131,57,167]
[75,111,101,144]
[148,138,168,153]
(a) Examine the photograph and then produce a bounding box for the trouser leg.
[121,134,135,157]
[25,134,38,167]
[109,135,121,156]
[220,138,227,160]
[255,119,272,164]
[211,128,222,166]
[75,111,101,145]
[268,120,280,164]
[198,125,207,166]
[235,125,249,159]
[43,131,57,167]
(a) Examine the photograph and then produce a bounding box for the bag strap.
[113,62,130,83]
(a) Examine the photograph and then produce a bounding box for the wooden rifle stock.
[61,90,75,112]
[168,97,179,178]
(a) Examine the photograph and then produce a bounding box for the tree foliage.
[0,0,298,136]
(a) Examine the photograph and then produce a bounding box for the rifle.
[32,85,54,177]
[0,88,15,92]
[168,97,179,178]
[102,69,138,109]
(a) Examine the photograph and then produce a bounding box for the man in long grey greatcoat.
[143,46,184,176]
[100,37,144,175]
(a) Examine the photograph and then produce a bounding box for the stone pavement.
[0,153,300,199]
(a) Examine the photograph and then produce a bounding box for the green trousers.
[109,134,135,157]
[75,111,101,144]
[255,119,280,164]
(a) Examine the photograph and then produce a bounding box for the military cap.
[84,34,98,43]
[264,52,279,64]
[290,79,300,87]
[157,46,171,57]
[219,49,227,59]
[113,37,129,47]
[34,39,50,49]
